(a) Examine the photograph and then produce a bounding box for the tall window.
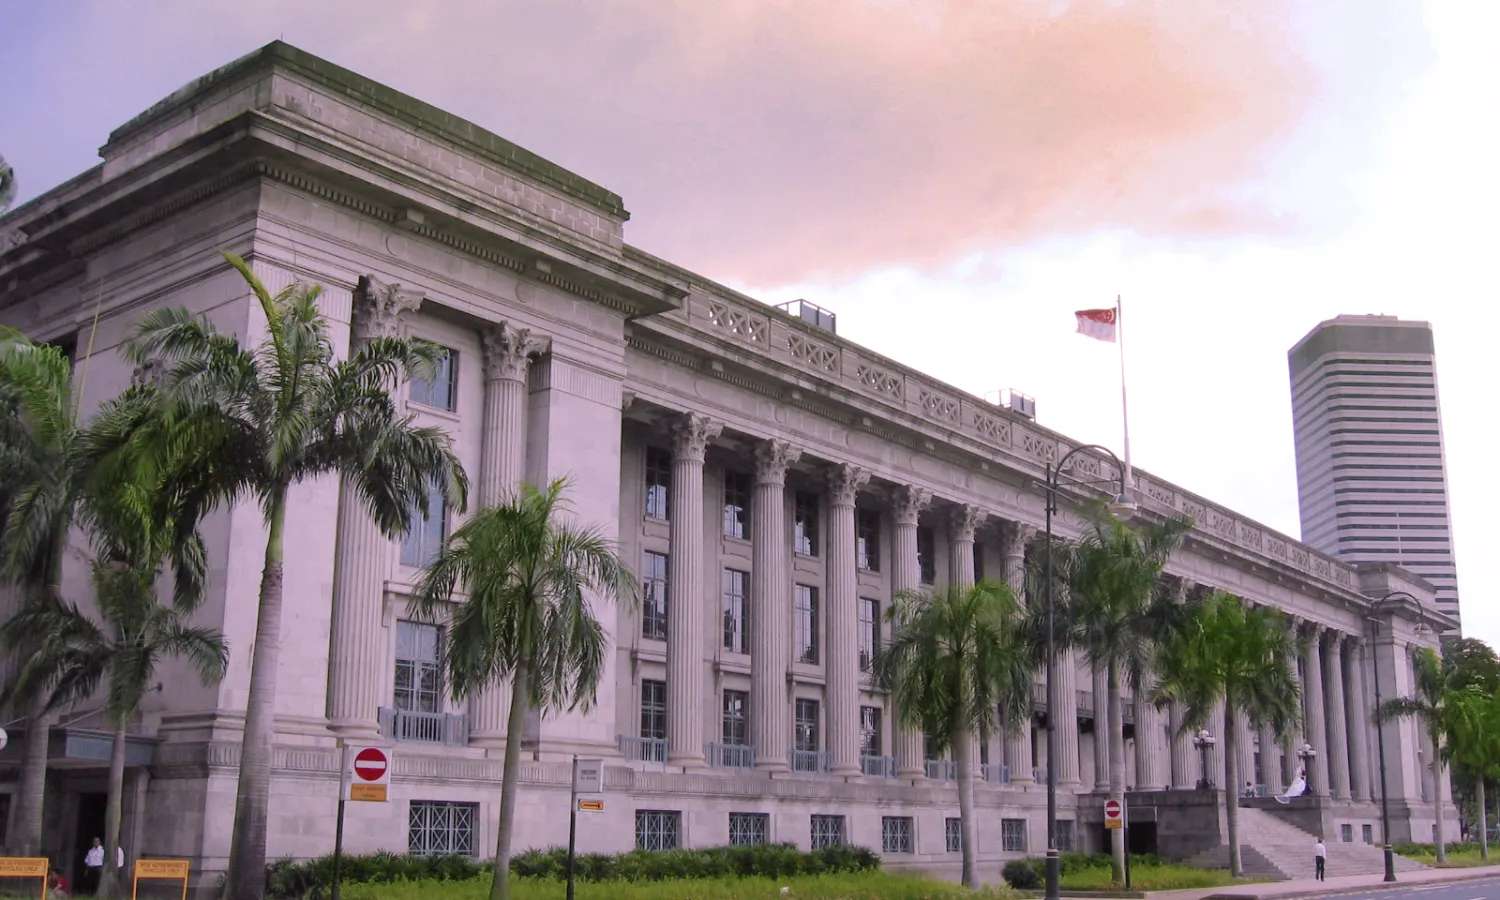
[409,801,477,856]
[1001,818,1027,852]
[644,447,671,520]
[857,508,881,572]
[794,491,819,556]
[641,679,667,743]
[722,690,749,746]
[860,706,882,757]
[794,585,820,664]
[401,487,447,567]
[795,699,820,752]
[722,569,749,653]
[858,598,880,671]
[642,551,668,640]
[635,810,681,850]
[394,621,442,713]
[810,815,845,849]
[1056,819,1075,852]
[882,817,914,853]
[729,813,769,846]
[945,818,962,853]
[917,526,936,584]
[408,346,458,411]
[722,471,750,538]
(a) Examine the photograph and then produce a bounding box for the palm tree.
[408,480,633,900]
[0,327,80,854]
[1153,592,1301,876]
[874,580,1033,888]
[1445,686,1500,860]
[1067,509,1190,882]
[90,253,468,899]
[1379,646,1452,863]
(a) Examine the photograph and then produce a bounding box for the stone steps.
[1184,807,1427,880]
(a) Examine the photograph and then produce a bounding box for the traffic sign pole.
[566,755,579,900]
[333,745,349,900]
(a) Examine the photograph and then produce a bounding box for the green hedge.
[1393,841,1482,856]
[267,852,486,897]
[1001,852,1166,889]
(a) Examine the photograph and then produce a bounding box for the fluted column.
[1282,618,1306,786]
[892,485,931,778]
[1092,665,1110,790]
[826,463,869,776]
[666,414,722,767]
[1168,579,1195,789]
[1207,699,1226,788]
[1259,721,1282,793]
[1054,648,1083,787]
[1302,624,1330,796]
[950,505,985,774]
[1324,631,1352,800]
[1001,522,1034,784]
[1236,710,1256,795]
[468,322,545,749]
[1136,687,1167,790]
[752,440,800,772]
[1346,637,1373,801]
[328,277,423,738]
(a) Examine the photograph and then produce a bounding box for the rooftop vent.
[1000,389,1036,420]
[775,298,837,334]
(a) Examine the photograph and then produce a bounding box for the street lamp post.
[1193,729,1217,790]
[1297,742,1318,794]
[1369,590,1417,883]
[1042,444,1133,900]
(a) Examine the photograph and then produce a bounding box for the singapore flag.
[1074,307,1118,342]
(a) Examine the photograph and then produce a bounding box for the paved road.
[1322,875,1500,899]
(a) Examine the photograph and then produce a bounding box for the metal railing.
[618,734,668,763]
[377,707,468,746]
[791,748,830,773]
[861,754,897,777]
[982,763,1011,784]
[925,759,958,781]
[705,742,754,769]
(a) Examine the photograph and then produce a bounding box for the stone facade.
[0,42,1457,892]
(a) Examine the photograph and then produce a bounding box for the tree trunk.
[489,661,530,900]
[953,720,979,888]
[97,723,127,899]
[1107,660,1126,884]
[1223,701,1242,877]
[11,693,50,855]
[1478,778,1489,861]
[1433,743,1446,864]
[224,490,287,900]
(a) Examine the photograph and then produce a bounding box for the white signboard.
[342,745,392,802]
[575,758,603,794]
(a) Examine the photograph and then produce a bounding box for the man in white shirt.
[83,838,104,893]
[1314,836,1327,881]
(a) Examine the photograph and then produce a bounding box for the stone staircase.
[1185,807,1428,880]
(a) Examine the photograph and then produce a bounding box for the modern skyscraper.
[1289,315,1461,627]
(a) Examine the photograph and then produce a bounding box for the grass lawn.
[341,872,1022,899]
[1060,861,1264,891]
[1401,846,1495,868]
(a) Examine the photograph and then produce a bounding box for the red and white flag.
[1075,307,1118,342]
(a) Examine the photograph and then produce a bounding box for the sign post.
[333,744,391,900]
[1103,799,1130,889]
[566,757,603,900]
[131,858,190,900]
[0,857,47,900]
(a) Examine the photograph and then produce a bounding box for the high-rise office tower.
[1289,315,1461,627]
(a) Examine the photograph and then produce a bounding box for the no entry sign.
[343,745,392,802]
[1104,798,1123,830]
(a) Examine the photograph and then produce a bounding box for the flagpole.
[1117,294,1133,490]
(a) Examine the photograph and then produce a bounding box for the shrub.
[1002,858,1041,889]
[266,853,487,898]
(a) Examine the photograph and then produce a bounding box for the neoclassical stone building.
[0,43,1455,891]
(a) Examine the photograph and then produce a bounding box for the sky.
[3,2,1496,643]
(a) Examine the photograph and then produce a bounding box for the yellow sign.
[0,858,46,877]
[1104,817,1123,830]
[350,783,389,802]
[577,798,605,812]
[135,859,190,879]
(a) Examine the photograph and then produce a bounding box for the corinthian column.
[1092,665,1110,790]
[1001,522,1035,785]
[826,463,870,776]
[752,440,800,772]
[1324,631,1352,800]
[1136,684,1167,790]
[1259,721,1283,794]
[666,414,722,768]
[1282,617,1306,786]
[1168,579,1195,788]
[469,322,545,749]
[328,276,423,738]
[950,505,985,774]
[1302,624,1330,796]
[891,485,931,778]
[1346,637,1373,801]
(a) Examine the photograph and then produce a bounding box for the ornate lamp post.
[1042,444,1133,900]
[1297,742,1318,793]
[1368,590,1418,883]
[1193,729,1217,790]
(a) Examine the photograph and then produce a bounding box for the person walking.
[1313,836,1327,881]
[82,838,104,894]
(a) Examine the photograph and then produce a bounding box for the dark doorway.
[73,792,106,893]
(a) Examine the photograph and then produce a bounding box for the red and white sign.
[343,745,392,802]
[354,747,388,781]
[1103,798,1123,830]
[1075,307,1118,342]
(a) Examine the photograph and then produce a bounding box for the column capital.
[353,275,423,344]
[999,520,1035,556]
[670,413,722,463]
[480,321,547,382]
[753,439,801,486]
[891,485,931,526]
[949,504,986,543]
[825,463,870,507]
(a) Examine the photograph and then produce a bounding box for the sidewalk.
[1134,862,1500,899]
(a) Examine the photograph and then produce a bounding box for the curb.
[1200,866,1500,899]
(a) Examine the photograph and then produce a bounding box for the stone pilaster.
[891,485,931,778]
[1324,631,1352,800]
[1000,522,1034,784]
[826,463,869,776]
[752,439,800,772]
[1302,624,1330,796]
[328,276,423,738]
[1092,665,1110,790]
[1346,637,1373,801]
[666,413,722,767]
[468,321,546,749]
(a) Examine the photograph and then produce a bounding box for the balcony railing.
[861,754,897,777]
[618,734,667,763]
[982,763,1011,784]
[791,748,830,773]
[377,707,468,746]
[925,759,958,781]
[705,742,754,769]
